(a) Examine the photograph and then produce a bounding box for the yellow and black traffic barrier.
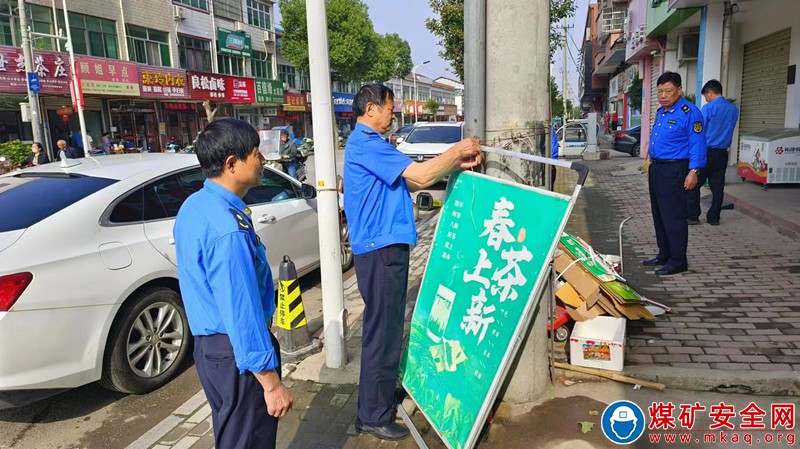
[276,255,321,362]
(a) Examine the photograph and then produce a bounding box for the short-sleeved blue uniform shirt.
[649,96,707,170]
[702,96,740,149]
[344,122,415,255]
[174,179,278,374]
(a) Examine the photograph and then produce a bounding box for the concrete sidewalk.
[127,156,800,449]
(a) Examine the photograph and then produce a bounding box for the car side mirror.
[416,192,434,211]
[396,137,405,144]
[300,183,317,199]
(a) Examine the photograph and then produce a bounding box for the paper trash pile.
[555,232,660,322]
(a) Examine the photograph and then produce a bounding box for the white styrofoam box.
[569,316,626,372]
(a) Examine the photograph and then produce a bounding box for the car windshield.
[397,125,414,136]
[405,125,461,144]
[0,174,117,232]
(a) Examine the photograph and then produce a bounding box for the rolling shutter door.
[649,53,661,125]
[739,28,790,135]
[41,95,104,111]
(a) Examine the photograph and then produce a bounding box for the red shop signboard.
[75,56,140,96]
[0,45,71,95]
[139,66,188,99]
[187,72,255,103]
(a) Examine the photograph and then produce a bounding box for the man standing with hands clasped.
[643,71,706,276]
[174,118,292,449]
[344,84,481,440]
[687,79,740,226]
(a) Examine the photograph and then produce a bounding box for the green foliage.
[0,140,32,166]
[424,98,440,115]
[279,0,412,83]
[426,0,576,80]
[684,93,696,105]
[627,73,643,111]
[550,76,575,120]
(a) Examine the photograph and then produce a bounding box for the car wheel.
[100,287,190,394]
[631,144,640,157]
[340,213,354,271]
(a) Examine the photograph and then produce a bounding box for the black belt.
[708,147,728,151]
[650,158,688,164]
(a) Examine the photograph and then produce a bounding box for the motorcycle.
[264,151,307,182]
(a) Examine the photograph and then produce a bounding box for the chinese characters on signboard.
[0,45,70,94]
[139,67,188,99]
[187,72,255,103]
[76,57,140,96]
[283,93,307,112]
[255,78,284,104]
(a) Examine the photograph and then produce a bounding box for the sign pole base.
[396,404,429,449]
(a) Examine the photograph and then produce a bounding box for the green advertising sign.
[217,27,251,57]
[255,78,284,104]
[401,171,572,449]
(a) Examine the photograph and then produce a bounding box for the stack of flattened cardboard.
[554,233,655,322]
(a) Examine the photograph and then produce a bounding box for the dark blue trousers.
[194,333,281,449]
[649,160,690,269]
[354,244,410,427]
[687,148,729,222]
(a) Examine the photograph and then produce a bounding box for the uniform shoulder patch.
[228,208,250,231]
[681,104,691,113]
[693,121,703,133]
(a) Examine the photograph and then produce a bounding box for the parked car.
[397,122,464,162]
[612,126,641,157]
[389,124,415,147]
[0,154,353,408]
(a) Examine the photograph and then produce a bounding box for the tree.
[424,98,440,115]
[279,0,412,83]
[626,73,643,111]
[426,0,577,80]
[367,33,413,82]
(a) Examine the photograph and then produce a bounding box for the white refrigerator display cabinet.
[738,128,800,186]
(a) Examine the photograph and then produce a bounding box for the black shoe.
[687,219,701,225]
[708,220,720,226]
[655,265,688,276]
[355,420,410,441]
[643,257,668,266]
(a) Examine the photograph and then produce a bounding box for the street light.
[412,60,430,123]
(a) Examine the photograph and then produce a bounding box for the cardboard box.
[565,302,604,321]
[555,253,604,308]
[569,316,626,371]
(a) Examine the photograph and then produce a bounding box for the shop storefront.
[0,45,73,154]
[240,78,284,130]
[139,65,189,149]
[280,92,309,138]
[187,71,256,131]
[332,92,355,137]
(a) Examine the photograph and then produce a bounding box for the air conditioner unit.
[263,29,274,43]
[172,5,185,22]
[678,32,700,60]
[235,21,246,32]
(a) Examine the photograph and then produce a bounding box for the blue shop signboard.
[332,92,354,113]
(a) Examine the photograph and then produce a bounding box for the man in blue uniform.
[644,72,706,276]
[174,118,293,449]
[687,79,740,226]
[344,84,481,440]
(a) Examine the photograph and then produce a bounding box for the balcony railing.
[600,6,627,34]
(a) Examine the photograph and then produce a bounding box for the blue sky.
[276,0,589,95]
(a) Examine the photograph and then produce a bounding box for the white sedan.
[397,122,464,162]
[0,154,351,407]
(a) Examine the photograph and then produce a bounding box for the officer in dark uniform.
[344,84,481,441]
[174,118,292,449]
[644,72,706,276]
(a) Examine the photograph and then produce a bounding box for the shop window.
[178,35,211,72]
[173,0,207,11]
[0,3,54,49]
[218,54,243,76]
[214,0,241,21]
[246,0,271,30]
[299,70,310,91]
[128,25,171,67]
[57,11,117,58]
[279,64,296,89]
[251,50,272,79]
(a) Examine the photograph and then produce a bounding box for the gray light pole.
[412,60,429,123]
[18,0,45,155]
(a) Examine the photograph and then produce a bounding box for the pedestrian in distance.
[612,110,619,132]
[643,71,706,276]
[56,139,80,160]
[19,142,50,167]
[279,129,300,180]
[173,118,292,449]
[343,83,481,441]
[687,79,740,226]
[101,132,112,155]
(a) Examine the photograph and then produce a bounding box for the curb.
[724,191,800,241]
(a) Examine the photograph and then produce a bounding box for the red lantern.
[56,106,73,123]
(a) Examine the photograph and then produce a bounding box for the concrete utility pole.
[483,0,551,403]
[18,0,45,154]
[305,0,347,368]
[463,0,485,142]
[61,0,88,158]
